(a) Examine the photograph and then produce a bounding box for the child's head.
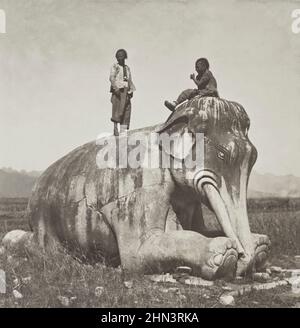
[195,58,209,74]
[115,49,128,64]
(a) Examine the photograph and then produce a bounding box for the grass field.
[0,197,300,308]
[0,243,298,308]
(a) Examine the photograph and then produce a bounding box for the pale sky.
[0,0,300,175]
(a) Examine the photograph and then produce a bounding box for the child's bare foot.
[164,100,177,111]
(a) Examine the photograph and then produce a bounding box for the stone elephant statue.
[16,96,270,280]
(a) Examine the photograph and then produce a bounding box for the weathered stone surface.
[95,286,104,297]
[22,276,32,285]
[12,290,23,299]
[284,269,300,276]
[124,281,133,289]
[57,296,70,307]
[225,277,296,297]
[168,287,180,293]
[2,230,33,250]
[13,278,19,287]
[20,96,270,281]
[149,274,177,284]
[269,266,283,274]
[219,294,235,306]
[181,276,214,287]
[175,266,192,275]
[160,288,169,293]
[253,272,271,282]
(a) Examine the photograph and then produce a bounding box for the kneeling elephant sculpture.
[23,96,270,280]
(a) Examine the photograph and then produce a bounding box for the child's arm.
[191,72,210,89]
[109,64,121,94]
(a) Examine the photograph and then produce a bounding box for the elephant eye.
[217,150,225,161]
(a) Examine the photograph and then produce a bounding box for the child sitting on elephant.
[164,58,219,111]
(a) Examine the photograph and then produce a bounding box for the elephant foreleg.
[138,231,239,280]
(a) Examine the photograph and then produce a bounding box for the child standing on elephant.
[164,58,219,111]
[110,49,136,136]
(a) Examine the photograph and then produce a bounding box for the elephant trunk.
[201,183,244,255]
[195,171,255,275]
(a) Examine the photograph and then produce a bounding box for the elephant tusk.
[201,183,245,255]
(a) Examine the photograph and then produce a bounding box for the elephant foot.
[201,237,238,280]
[235,233,271,277]
[252,233,271,272]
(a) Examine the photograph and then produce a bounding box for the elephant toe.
[201,237,238,280]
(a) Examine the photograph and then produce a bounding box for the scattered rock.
[95,286,104,297]
[288,274,300,293]
[124,280,133,289]
[282,269,300,276]
[13,278,19,287]
[293,302,300,308]
[160,287,180,294]
[254,280,288,291]
[219,294,235,306]
[149,273,177,284]
[57,296,70,307]
[2,230,33,250]
[269,266,283,274]
[13,290,23,299]
[181,276,214,287]
[253,272,271,282]
[161,288,169,293]
[266,268,272,275]
[168,287,180,293]
[175,266,192,275]
[22,276,32,284]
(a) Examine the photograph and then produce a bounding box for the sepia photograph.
[0,0,300,314]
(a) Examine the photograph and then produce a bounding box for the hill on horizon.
[248,171,300,198]
[0,168,39,198]
[0,168,299,198]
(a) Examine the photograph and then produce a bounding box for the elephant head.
[156,96,258,275]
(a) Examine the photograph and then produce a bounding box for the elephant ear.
[156,106,208,160]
